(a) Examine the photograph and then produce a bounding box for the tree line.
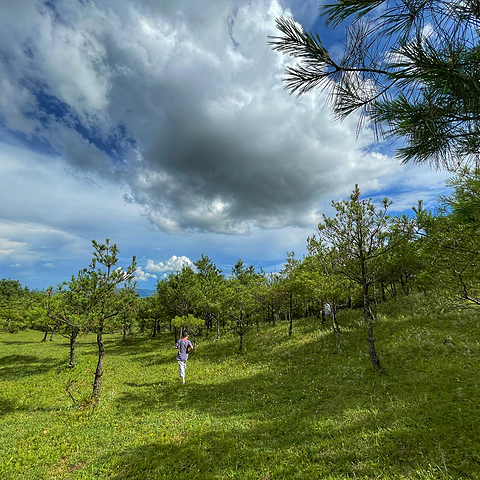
[2,169,480,398]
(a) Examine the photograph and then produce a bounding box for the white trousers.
[178,360,187,379]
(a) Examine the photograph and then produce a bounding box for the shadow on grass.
[1,340,39,345]
[0,355,63,381]
[105,372,479,480]
[103,423,316,479]
[107,377,479,479]
[124,381,158,389]
[0,395,66,416]
[0,396,18,415]
[109,325,480,480]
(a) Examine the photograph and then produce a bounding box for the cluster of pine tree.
[2,170,480,396]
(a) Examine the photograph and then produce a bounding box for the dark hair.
[181,329,189,338]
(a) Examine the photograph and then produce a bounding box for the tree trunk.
[152,320,157,338]
[331,304,341,334]
[288,293,293,336]
[42,329,48,342]
[68,328,78,368]
[365,316,382,372]
[238,308,244,351]
[363,284,382,372]
[92,332,105,398]
[216,318,221,340]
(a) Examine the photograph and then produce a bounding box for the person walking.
[175,330,193,384]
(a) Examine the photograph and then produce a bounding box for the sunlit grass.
[1,297,479,479]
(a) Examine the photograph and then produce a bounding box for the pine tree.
[270,0,480,169]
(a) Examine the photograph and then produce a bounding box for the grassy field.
[1,296,479,479]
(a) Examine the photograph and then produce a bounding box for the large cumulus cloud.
[0,0,402,235]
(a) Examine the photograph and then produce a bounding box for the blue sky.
[0,0,450,290]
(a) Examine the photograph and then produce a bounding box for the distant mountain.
[136,288,155,298]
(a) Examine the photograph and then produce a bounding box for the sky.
[0,0,450,291]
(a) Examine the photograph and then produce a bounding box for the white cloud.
[0,141,147,258]
[0,0,453,291]
[134,267,157,281]
[0,0,405,236]
[0,219,84,265]
[145,255,194,274]
[0,237,30,261]
[43,263,54,268]
[9,263,22,268]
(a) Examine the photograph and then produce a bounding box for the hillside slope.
[0,296,479,479]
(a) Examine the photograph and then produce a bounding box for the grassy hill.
[0,295,479,479]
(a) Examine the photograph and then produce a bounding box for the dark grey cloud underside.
[0,0,399,235]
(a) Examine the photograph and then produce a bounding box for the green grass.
[1,298,479,479]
